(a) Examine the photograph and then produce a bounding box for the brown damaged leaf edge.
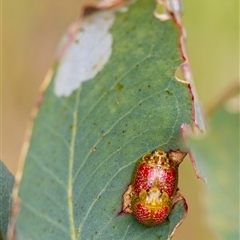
[181,79,239,180]
[7,69,54,240]
[154,0,197,133]
[174,0,206,179]
[155,0,206,181]
[7,1,129,239]
[158,1,205,130]
[153,1,205,236]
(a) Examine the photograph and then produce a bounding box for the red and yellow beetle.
[122,149,186,226]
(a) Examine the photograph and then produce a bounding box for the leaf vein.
[40,120,70,148]
[78,161,135,231]
[67,86,82,240]
[74,129,148,199]
[21,201,69,235]
[78,44,155,138]
[29,152,66,188]
[74,88,169,180]
[121,222,132,240]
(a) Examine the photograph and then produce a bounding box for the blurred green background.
[2,0,238,239]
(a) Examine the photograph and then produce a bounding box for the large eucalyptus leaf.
[186,106,239,240]
[0,161,14,240]
[14,0,193,239]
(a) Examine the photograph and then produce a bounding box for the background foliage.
[186,106,239,240]
[0,162,14,240]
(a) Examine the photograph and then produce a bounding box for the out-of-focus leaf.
[0,161,14,240]
[186,107,239,240]
[14,0,193,239]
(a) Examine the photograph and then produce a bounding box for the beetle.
[122,149,186,226]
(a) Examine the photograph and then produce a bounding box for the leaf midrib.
[68,86,82,240]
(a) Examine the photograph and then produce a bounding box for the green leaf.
[15,0,193,239]
[186,107,239,240]
[0,161,14,240]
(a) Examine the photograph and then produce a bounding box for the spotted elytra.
[122,149,186,226]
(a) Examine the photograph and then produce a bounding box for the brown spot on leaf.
[116,83,124,91]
